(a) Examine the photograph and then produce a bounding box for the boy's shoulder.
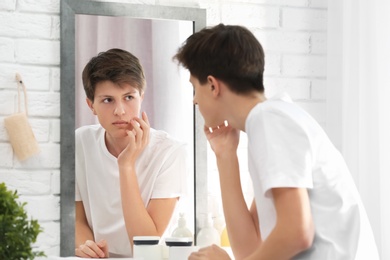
[75,124,102,138]
[149,128,184,146]
[76,123,100,131]
[148,128,187,154]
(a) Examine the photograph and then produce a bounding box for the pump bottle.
[196,213,220,247]
[171,213,193,238]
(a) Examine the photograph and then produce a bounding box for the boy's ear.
[86,98,96,115]
[207,76,220,96]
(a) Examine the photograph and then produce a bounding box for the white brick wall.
[0,0,62,255]
[0,0,327,257]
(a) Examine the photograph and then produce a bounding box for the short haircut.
[174,23,265,94]
[82,48,146,101]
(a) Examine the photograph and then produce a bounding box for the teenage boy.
[174,24,379,260]
[75,48,187,258]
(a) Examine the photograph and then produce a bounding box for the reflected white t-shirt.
[75,125,188,257]
[245,93,379,260]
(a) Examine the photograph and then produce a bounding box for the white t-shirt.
[75,124,188,257]
[245,93,379,260]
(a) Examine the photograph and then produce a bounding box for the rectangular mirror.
[60,0,206,256]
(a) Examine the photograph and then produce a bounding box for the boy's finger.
[132,115,150,130]
[85,240,105,258]
[97,240,109,257]
[142,111,150,125]
[132,114,150,144]
[97,239,106,247]
[130,120,143,141]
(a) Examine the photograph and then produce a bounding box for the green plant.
[0,182,45,259]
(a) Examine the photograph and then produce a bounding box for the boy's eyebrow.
[96,94,112,98]
[96,90,138,98]
[123,90,138,95]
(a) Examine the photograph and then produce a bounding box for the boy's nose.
[114,104,125,115]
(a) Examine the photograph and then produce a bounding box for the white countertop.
[42,258,133,260]
[42,246,233,259]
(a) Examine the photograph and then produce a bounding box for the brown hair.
[82,48,146,101]
[174,24,265,94]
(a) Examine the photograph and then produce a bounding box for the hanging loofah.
[4,73,40,161]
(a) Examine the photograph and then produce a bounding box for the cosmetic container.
[171,213,193,238]
[196,213,220,247]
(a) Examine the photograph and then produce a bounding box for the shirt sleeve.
[151,143,189,199]
[250,109,314,197]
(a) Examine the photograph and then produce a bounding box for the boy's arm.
[117,112,179,245]
[75,201,94,246]
[245,188,314,260]
[202,123,261,259]
[75,201,108,258]
[119,167,178,243]
[189,151,260,260]
[216,151,262,260]
[190,187,314,260]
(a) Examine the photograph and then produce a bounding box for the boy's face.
[87,80,143,138]
[190,74,222,128]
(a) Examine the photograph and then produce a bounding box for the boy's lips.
[112,120,129,127]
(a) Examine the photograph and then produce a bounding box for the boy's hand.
[118,111,150,167]
[189,244,231,260]
[75,239,109,258]
[204,122,240,158]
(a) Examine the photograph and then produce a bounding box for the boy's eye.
[103,98,112,103]
[125,95,134,101]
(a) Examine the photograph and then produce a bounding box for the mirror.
[60,0,206,256]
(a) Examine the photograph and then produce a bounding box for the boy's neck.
[225,92,266,132]
[104,132,129,158]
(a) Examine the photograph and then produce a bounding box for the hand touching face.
[204,121,240,158]
[117,111,150,168]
